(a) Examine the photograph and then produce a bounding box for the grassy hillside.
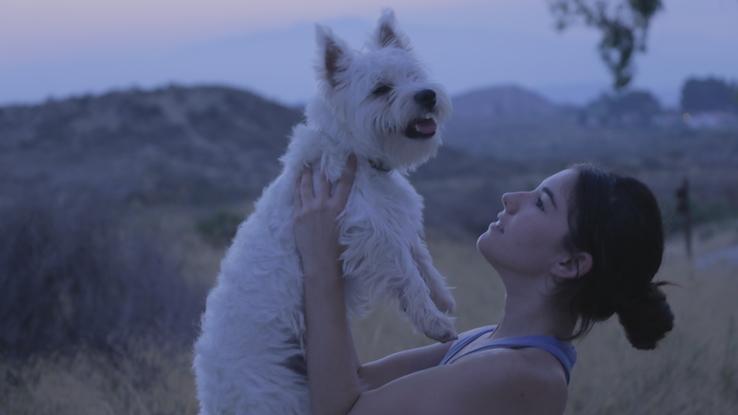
[0,85,302,206]
[2,212,737,414]
[2,84,736,413]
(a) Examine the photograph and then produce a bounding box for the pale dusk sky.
[1,0,736,106]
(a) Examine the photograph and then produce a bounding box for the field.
[2,207,737,414]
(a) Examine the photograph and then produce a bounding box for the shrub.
[0,194,206,359]
[195,210,242,247]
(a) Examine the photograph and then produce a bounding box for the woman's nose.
[501,191,525,213]
[501,192,515,212]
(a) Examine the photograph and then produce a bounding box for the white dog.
[193,10,456,415]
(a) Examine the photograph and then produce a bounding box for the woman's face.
[476,168,579,277]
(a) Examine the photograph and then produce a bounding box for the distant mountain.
[0,85,302,205]
[4,83,730,237]
[0,84,528,235]
[451,84,563,122]
[0,84,571,208]
[444,84,579,157]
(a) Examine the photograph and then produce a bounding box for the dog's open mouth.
[405,116,437,139]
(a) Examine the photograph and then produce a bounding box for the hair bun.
[615,282,674,350]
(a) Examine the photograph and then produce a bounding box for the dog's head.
[312,9,452,172]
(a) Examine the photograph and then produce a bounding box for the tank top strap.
[453,336,577,384]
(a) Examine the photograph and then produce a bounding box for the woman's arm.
[358,341,453,390]
[303,265,362,414]
[293,156,362,415]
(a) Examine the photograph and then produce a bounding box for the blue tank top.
[439,325,576,384]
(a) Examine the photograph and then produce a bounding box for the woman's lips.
[490,220,504,233]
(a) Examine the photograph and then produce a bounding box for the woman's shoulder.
[449,348,568,413]
[452,342,569,390]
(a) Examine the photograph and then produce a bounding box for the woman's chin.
[475,232,488,250]
[476,233,495,261]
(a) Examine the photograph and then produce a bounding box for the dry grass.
[0,342,198,415]
[2,216,737,414]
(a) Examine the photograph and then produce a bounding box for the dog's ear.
[315,25,352,89]
[373,9,410,50]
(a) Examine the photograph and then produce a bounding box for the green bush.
[195,210,243,247]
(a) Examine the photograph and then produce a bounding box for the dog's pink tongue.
[415,119,437,135]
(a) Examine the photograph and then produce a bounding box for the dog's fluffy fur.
[193,10,456,415]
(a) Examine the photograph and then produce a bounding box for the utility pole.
[675,177,692,260]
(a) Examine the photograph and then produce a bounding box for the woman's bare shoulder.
[455,348,569,413]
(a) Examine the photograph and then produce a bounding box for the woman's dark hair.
[554,162,674,350]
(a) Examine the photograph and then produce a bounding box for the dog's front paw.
[431,288,456,315]
[422,315,457,343]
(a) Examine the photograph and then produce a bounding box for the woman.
[293,155,674,415]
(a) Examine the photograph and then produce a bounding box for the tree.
[549,0,663,90]
[681,77,738,113]
[582,89,662,127]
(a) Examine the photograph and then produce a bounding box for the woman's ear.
[551,251,592,280]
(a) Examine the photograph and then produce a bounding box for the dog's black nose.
[414,89,436,110]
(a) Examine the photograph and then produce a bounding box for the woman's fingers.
[297,156,356,212]
[294,173,303,211]
[299,165,314,206]
[317,168,331,199]
[332,154,358,209]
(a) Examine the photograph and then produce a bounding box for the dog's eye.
[372,84,393,96]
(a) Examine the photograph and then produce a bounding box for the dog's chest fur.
[220,147,425,315]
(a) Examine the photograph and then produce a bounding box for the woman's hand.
[295,155,362,415]
[293,154,358,278]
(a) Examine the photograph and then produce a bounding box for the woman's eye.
[536,197,545,211]
[372,84,392,96]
